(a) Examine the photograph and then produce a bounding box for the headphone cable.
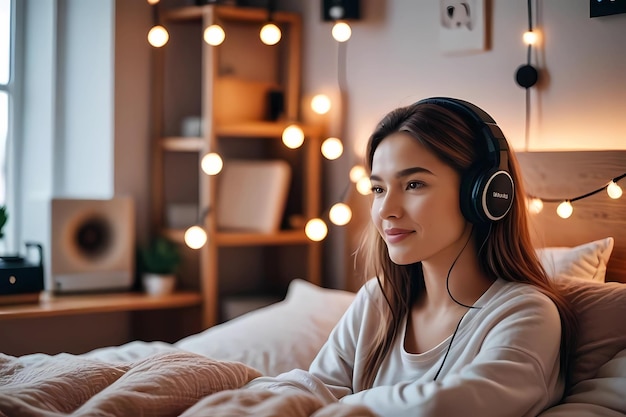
[434,225,489,380]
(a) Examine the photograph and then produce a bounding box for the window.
[0,0,11,206]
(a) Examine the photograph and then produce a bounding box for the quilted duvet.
[0,351,374,417]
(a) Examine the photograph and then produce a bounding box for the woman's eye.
[371,185,384,194]
[406,181,424,190]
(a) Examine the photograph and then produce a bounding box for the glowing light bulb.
[556,201,573,219]
[349,165,366,183]
[607,181,623,199]
[260,23,281,45]
[311,94,331,115]
[522,30,538,45]
[148,25,169,48]
[321,137,343,160]
[282,124,305,149]
[305,218,328,242]
[332,21,352,42]
[204,24,225,46]
[329,203,352,226]
[356,176,372,195]
[527,197,544,214]
[184,225,207,249]
[147,0,159,4]
[201,152,223,176]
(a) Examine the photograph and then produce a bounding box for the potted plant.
[139,236,181,296]
[0,205,8,256]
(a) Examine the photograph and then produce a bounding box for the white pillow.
[175,279,356,376]
[536,237,614,282]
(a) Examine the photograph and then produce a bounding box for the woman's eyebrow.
[396,167,433,178]
[370,167,433,182]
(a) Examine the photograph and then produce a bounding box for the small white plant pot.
[142,273,176,296]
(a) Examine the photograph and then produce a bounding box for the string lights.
[147,0,278,48]
[179,1,359,249]
[259,0,282,46]
[527,173,625,219]
[147,0,169,48]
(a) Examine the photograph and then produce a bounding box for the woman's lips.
[384,228,414,244]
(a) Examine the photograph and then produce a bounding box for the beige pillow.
[554,278,626,387]
[536,237,614,282]
[175,279,355,376]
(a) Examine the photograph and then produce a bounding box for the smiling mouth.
[384,229,415,243]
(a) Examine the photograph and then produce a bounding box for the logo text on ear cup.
[492,191,509,199]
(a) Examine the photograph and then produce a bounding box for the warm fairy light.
[607,181,623,199]
[311,94,332,115]
[201,152,223,176]
[329,203,352,226]
[204,24,226,46]
[321,137,344,160]
[147,0,159,4]
[349,165,366,183]
[523,30,538,45]
[148,25,169,47]
[527,197,544,214]
[305,218,328,241]
[356,176,372,195]
[282,124,305,149]
[556,201,573,219]
[260,23,281,45]
[332,21,352,42]
[184,225,207,249]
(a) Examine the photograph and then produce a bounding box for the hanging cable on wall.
[515,0,539,150]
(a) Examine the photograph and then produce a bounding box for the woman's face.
[370,132,469,266]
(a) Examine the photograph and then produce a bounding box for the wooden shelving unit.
[152,4,321,328]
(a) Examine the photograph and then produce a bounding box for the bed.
[1,151,625,416]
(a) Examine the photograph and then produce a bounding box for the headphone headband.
[415,97,509,172]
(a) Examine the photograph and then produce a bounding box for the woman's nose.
[378,191,402,219]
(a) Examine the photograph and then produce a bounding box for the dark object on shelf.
[322,0,360,21]
[0,242,45,305]
[590,0,626,17]
[266,89,284,121]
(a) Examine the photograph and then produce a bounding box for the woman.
[248,97,578,417]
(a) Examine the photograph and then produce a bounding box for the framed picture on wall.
[439,0,488,54]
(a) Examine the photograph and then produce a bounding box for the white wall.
[277,0,626,288]
[290,0,626,155]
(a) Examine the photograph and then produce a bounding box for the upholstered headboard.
[516,151,626,283]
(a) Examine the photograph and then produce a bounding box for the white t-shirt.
[247,278,564,417]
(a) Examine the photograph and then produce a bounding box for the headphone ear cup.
[459,166,487,224]
[460,167,515,224]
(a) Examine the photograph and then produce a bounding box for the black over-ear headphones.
[416,97,515,224]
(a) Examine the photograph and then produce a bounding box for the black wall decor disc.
[515,64,538,88]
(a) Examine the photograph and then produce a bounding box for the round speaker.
[74,215,113,260]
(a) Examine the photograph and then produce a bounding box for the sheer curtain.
[0,0,13,252]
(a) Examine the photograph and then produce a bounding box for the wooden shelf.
[0,291,202,320]
[162,5,300,24]
[159,122,321,152]
[164,228,311,247]
[161,137,205,152]
[216,230,311,246]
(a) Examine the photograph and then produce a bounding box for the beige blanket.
[0,351,374,417]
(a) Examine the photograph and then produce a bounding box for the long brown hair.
[357,100,578,390]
